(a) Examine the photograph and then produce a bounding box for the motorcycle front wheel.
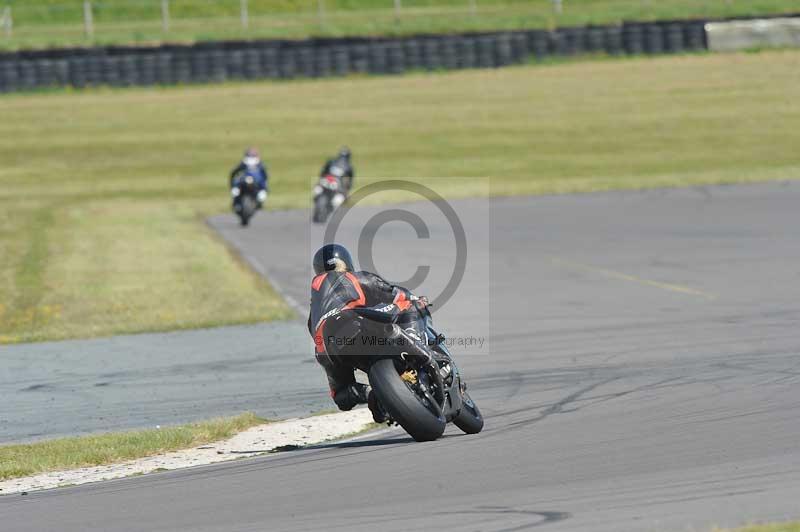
[368,358,446,442]
[240,196,256,226]
[453,391,483,434]
[312,194,329,224]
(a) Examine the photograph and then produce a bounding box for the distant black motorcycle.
[312,173,346,224]
[318,302,483,442]
[231,172,263,226]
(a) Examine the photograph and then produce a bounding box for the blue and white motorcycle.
[231,171,267,226]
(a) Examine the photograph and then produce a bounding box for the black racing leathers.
[307,270,412,411]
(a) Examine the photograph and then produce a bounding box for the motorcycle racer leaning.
[319,147,354,195]
[307,244,434,422]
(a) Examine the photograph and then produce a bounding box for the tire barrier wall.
[0,19,714,93]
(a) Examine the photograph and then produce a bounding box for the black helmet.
[338,146,351,160]
[313,244,354,275]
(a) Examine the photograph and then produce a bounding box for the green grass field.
[1,0,798,50]
[0,412,265,480]
[718,523,800,532]
[1,50,799,343]
[0,411,380,481]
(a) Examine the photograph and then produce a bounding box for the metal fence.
[5,0,796,54]
[2,0,555,37]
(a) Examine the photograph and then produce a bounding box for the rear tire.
[368,359,446,442]
[453,391,483,434]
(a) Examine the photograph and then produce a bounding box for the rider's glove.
[410,295,429,307]
[411,295,431,316]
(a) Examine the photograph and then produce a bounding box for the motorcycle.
[231,172,266,226]
[317,300,483,442]
[312,170,346,224]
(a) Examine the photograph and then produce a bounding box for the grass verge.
[1,50,799,342]
[2,0,799,50]
[0,412,265,481]
[717,523,800,532]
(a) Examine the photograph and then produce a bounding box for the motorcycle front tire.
[453,391,483,434]
[313,194,329,224]
[240,196,256,226]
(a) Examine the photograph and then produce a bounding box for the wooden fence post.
[317,0,326,27]
[83,0,94,39]
[241,0,249,29]
[2,6,12,38]
[161,0,170,32]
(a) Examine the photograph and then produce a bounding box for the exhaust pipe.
[385,324,432,365]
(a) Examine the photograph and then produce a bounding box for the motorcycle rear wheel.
[368,358,446,442]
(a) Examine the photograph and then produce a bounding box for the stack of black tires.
[0,19,715,93]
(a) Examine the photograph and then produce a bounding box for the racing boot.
[332,382,369,411]
[367,389,388,424]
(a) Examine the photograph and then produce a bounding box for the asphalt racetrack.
[2,182,800,531]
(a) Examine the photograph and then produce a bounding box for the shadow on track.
[291,435,415,452]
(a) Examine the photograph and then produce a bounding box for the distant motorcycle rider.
[230,148,269,205]
[307,244,431,422]
[319,147,354,195]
